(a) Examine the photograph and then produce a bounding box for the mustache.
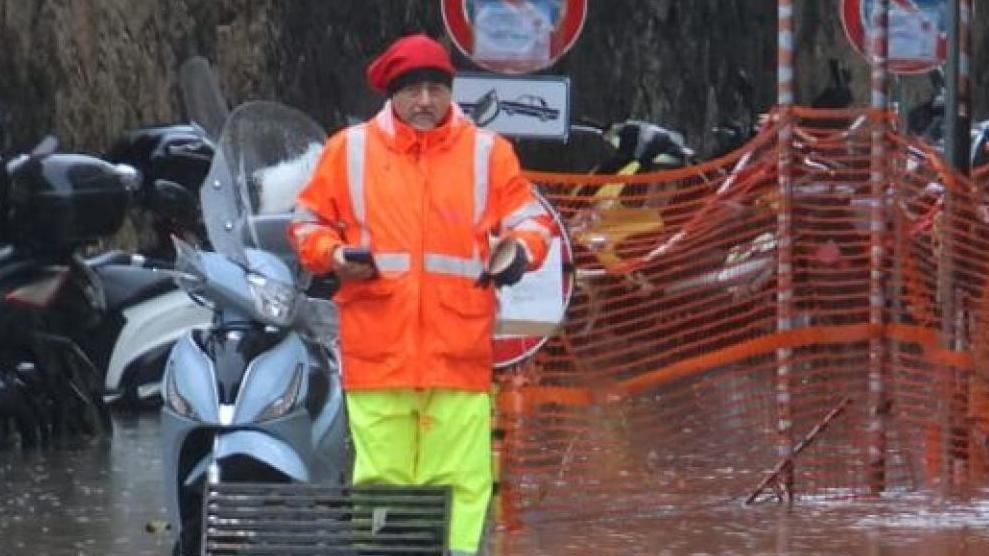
[410,110,440,120]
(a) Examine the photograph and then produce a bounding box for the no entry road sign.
[442,0,587,74]
[840,0,947,74]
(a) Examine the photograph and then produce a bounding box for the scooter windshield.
[200,101,326,267]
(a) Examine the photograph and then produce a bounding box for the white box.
[495,237,565,336]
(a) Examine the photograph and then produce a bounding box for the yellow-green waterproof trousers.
[345,389,492,555]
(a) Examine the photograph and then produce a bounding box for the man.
[289,33,554,556]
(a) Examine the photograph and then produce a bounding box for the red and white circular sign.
[493,194,574,368]
[840,0,947,75]
[441,0,587,75]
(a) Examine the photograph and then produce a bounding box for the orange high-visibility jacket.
[291,103,553,391]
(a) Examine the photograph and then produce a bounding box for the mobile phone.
[341,247,379,276]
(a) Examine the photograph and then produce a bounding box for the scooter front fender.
[183,430,310,488]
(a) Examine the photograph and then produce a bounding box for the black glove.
[476,239,528,288]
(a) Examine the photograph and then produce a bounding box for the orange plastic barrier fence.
[494,107,989,527]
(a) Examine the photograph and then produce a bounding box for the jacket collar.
[371,100,469,154]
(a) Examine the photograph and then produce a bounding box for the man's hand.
[332,246,377,281]
[476,238,528,288]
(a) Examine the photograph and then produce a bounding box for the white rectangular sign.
[453,72,570,140]
[888,4,938,63]
[495,237,565,337]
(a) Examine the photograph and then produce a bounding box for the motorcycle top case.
[107,123,211,193]
[6,154,132,249]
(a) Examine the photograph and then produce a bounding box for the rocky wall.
[0,0,985,168]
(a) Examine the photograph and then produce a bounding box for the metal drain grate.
[203,482,450,555]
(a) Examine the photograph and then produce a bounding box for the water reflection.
[492,498,989,556]
[0,412,987,555]
[0,412,171,556]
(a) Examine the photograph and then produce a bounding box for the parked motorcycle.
[899,69,989,239]
[0,63,222,423]
[106,122,214,260]
[160,100,348,556]
[97,56,334,408]
[95,121,216,406]
[556,64,861,340]
[906,67,989,169]
[90,58,223,407]
[5,124,217,411]
[73,249,213,407]
[0,142,138,447]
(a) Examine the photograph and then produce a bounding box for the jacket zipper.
[416,139,426,389]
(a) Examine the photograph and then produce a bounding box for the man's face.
[391,81,452,131]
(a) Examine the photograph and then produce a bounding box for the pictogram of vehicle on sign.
[500,94,560,122]
[460,88,501,126]
[460,89,560,127]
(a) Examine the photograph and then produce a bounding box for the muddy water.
[1,412,988,556]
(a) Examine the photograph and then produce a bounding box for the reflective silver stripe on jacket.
[346,125,369,246]
[289,207,326,241]
[424,254,484,279]
[502,199,547,230]
[473,131,494,225]
[293,206,320,223]
[374,252,411,272]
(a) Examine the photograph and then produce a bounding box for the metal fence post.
[867,0,889,495]
[776,0,796,499]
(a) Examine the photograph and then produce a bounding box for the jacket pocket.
[334,276,398,303]
[335,277,407,361]
[430,285,495,361]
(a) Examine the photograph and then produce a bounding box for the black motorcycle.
[106,122,214,260]
[0,145,139,447]
[906,67,989,169]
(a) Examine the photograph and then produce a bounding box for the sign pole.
[943,0,971,176]
[939,0,972,487]
[775,0,796,502]
[866,0,889,496]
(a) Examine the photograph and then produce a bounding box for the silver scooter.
[159,100,348,556]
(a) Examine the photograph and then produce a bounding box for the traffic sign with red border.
[493,193,574,368]
[840,0,947,75]
[441,0,587,75]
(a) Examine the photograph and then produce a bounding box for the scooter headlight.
[165,371,198,419]
[246,273,296,327]
[257,364,304,422]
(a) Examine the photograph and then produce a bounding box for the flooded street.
[0,412,172,556]
[1,412,988,556]
[492,495,989,556]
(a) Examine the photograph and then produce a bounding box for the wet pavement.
[2,412,989,556]
[0,412,172,556]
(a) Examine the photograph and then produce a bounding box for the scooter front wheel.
[173,515,201,556]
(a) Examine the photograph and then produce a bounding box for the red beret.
[366,34,456,94]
